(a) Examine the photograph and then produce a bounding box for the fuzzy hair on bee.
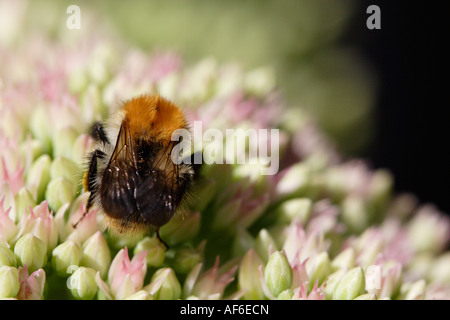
[75,95,200,248]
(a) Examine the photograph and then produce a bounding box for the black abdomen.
[99,160,182,228]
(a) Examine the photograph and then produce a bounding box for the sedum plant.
[1,0,449,301]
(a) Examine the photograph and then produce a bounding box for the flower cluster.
[1,1,450,300]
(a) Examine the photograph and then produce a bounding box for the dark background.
[349,1,448,213]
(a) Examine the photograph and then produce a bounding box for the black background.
[348,1,448,214]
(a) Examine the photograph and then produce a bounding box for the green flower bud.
[238,249,265,300]
[281,108,308,133]
[408,206,450,254]
[232,163,270,193]
[0,242,17,267]
[244,67,276,97]
[19,139,43,166]
[341,196,368,233]
[331,248,356,271]
[428,252,450,284]
[211,198,242,231]
[367,169,393,212]
[14,187,36,223]
[68,67,89,94]
[53,127,79,159]
[67,267,98,300]
[150,268,182,300]
[1,108,23,141]
[26,154,51,203]
[0,266,20,298]
[323,167,347,201]
[407,253,433,281]
[134,237,166,268]
[80,84,106,122]
[29,107,53,154]
[88,56,110,85]
[157,71,179,99]
[52,241,82,276]
[231,228,255,258]
[354,293,377,300]
[404,280,426,300]
[275,163,310,200]
[45,177,76,212]
[81,232,111,279]
[254,229,278,263]
[108,233,142,250]
[14,233,47,273]
[264,251,292,297]
[173,246,203,274]
[124,290,153,300]
[324,269,346,300]
[159,211,201,246]
[50,156,81,185]
[306,252,331,290]
[275,198,312,225]
[332,267,365,300]
[277,289,294,300]
[72,134,94,168]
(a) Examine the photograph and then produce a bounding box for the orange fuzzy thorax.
[122,95,187,144]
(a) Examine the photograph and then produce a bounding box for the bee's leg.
[90,121,110,145]
[73,149,105,228]
[72,192,95,228]
[155,227,169,250]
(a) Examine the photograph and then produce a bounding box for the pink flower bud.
[15,201,58,252]
[1,157,25,194]
[191,256,237,299]
[108,247,147,299]
[16,266,46,300]
[0,197,16,242]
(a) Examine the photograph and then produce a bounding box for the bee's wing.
[101,132,185,226]
[109,122,137,166]
[135,143,185,226]
[99,123,139,220]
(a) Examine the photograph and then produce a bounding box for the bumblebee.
[75,95,199,248]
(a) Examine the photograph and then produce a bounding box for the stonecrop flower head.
[1,0,450,300]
